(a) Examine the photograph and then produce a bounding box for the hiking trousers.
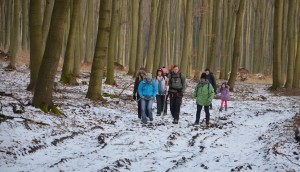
[169,92,183,121]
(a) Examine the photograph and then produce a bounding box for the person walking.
[138,73,158,124]
[133,67,147,119]
[204,68,217,109]
[193,73,215,127]
[218,82,230,111]
[168,65,186,124]
[155,68,168,116]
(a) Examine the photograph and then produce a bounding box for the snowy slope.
[0,64,299,172]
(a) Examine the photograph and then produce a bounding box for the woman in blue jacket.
[138,73,158,124]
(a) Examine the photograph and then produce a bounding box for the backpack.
[169,72,183,89]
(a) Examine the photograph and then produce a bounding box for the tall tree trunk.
[106,0,119,85]
[135,0,144,72]
[127,0,139,75]
[145,0,158,73]
[8,0,21,70]
[21,0,29,51]
[220,0,228,79]
[180,0,193,76]
[5,0,12,50]
[152,0,165,75]
[195,0,208,80]
[228,0,245,91]
[285,0,297,89]
[60,0,83,85]
[32,0,70,112]
[27,0,43,91]
[118,0,128,65]
[174,0,182,65]
[293,20,300,89]
[84,0,94,63]
[42,0,54,52]
[86,0,111,100]
[271,0,284,90]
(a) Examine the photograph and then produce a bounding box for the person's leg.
[147,99,154,121]
[225,100,228,111]
[174,94,183,123]
[137,94,142,119]
[170,93,175,119]
[220,100,224,111]
[195,105,203,124]
[141,99,148,123]
[204,106,210,125]
[156,95,162,115]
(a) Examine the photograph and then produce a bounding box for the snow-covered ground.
[0,63,299,172]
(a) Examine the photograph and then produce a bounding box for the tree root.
[0,113,49,126]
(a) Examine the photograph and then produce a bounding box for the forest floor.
[0,60,300,172]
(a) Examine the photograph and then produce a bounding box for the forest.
[0,0,300,110]
[0,0,300,171]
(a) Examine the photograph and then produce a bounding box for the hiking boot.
[193,121,200,126]
[157,113,161,116]
[219,108,223,112]
[173,119,178,124]
[163,112,167,116]
[150,118,153,122]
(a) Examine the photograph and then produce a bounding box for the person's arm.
[138,81,144,98]
[153,80,158,98]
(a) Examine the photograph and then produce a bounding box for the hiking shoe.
[157,113,161,116]
[173,119,178,124]
[219,108,223,112]
[193,122,200,126]
[163,112,167,116]
[150,118,153,122]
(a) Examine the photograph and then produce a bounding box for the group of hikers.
[132,65,230,127]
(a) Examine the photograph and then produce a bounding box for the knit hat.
[200,72,207,80]
[145,73,152,80]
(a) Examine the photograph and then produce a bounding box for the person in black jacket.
[204,68,217,109]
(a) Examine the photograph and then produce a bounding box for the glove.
[133,95,136,100]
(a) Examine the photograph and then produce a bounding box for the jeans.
[156,94,167,114]
[137,94,149,118]
[141,97,154,123]
[195,105,210,124]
